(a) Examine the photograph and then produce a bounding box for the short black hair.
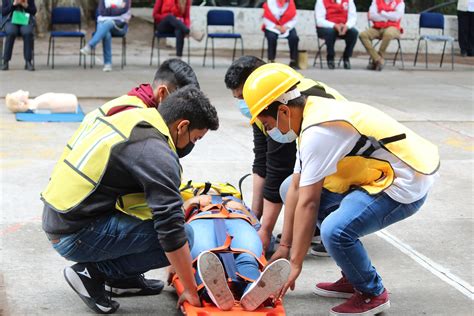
[224,55,266,90]
[158,86,219,131]
[153,59,200,90]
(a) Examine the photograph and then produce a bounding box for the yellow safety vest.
[254,78,346,135]
[301,96,439,195]
[42,108,175,213]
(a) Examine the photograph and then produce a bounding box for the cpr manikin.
[5,90,79,113]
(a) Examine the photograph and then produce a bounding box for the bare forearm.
[280,175,299,245]
[252,173,265,218]
[260,199,282,234]
[290,201,318,266]
[166,243,197,291]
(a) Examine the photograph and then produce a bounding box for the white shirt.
[264,0,298,37]
[294,123,437,204]
[315,0,357,29]
[369,0,405,22]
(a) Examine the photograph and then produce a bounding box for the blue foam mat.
[15,106,85,122]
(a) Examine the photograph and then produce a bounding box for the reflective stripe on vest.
[300,96,439,194]
[51,95,148,180]
[254,78,346,135]
[42,108,175,213]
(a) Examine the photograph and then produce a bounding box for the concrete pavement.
[0,31,473,315]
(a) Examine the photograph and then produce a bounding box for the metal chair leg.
[240,37,244,57]
[150,35,155,66]
[203,36,208,66]
[52,38,55,69]
[399,40,405,69]
[319,43,324,69]
[47,37,52,66]
[232,38,237,62]
[211,37,215,69]
[440,41,446,67]
[425,40,428,69]
[82,38,86,69]
[261,36,265,59]
[451,41,454,70]
[187,37,190,64]
[124,37,127,66]
[79,38,82,66]
[157,39,161,66]
[414,39,421,66]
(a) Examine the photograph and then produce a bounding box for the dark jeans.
[3,21,35,62]
[264,28,299,61]
[157,15,190,57]
[457,10,474,55]
[51,212,193,279]
[317,27,358,60]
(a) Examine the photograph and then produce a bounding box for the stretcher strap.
[212,196,238,282]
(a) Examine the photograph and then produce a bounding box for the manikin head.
[5,90,30,113]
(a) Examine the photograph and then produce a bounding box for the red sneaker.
[314,274,355,298]
[330,288,390,316]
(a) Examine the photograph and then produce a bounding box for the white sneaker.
[240,259,290,311]
[189,29,204,42]
[80,45,91,56]
[103,64,112,72]
[197,251,234,311]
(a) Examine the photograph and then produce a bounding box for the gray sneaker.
[80,45,91,56]
[240,258,290,311]
[103,64,112,72]
[197,251,234,311]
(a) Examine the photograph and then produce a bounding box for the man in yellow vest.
[224,56,346,256]
[243,63,439,316]
[41,86,219,314]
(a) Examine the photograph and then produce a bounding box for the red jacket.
[153,0,191,28]
[323,0,349,24]
[372,0,402,30]
[262,0,297,26]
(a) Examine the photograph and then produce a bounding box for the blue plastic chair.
[150,24,190,66]
[90,10,127,69]
[47,7,86,69]
[203,10,243,68]
[414,12,454,70]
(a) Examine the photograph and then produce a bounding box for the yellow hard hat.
[243,63,303,124]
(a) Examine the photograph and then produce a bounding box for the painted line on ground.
[376,229,473,300]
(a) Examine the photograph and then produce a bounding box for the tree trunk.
[34,0,98,37]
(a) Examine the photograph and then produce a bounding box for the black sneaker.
[310,242,330,257]
[343,59,351,70]
[105,275,165,297]
[289,60,300,70]
[1,62,8,71]
[327,60,335,69]
[63,263,120,314]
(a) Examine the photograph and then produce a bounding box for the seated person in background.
[1,0,37,71]
[359,0,405,71]
[152,0,204,58]
[180,195,290,311]
[315,0,358,69]
[80,0,132,72]
[263,0,299,69]
[5,90,78,113]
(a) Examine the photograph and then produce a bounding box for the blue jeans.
[51,212,181,279]
[280,175,427,296]
[88,20,128,65]
[188,217,262,287]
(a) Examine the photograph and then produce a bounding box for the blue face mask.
[236,99,252,119]
[267,111,298,143]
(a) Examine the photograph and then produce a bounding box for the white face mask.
[267,110,298,143]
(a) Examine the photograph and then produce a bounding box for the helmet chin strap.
[275,89,301,104]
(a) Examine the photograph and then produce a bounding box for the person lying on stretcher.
[173,194,290,311]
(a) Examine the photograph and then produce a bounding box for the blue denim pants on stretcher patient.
[51,212,191,280]
[88,20,128,65]
[188,216,263,289]
[279,176,427,296]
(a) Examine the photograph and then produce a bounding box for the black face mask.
[176,126,195,158]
